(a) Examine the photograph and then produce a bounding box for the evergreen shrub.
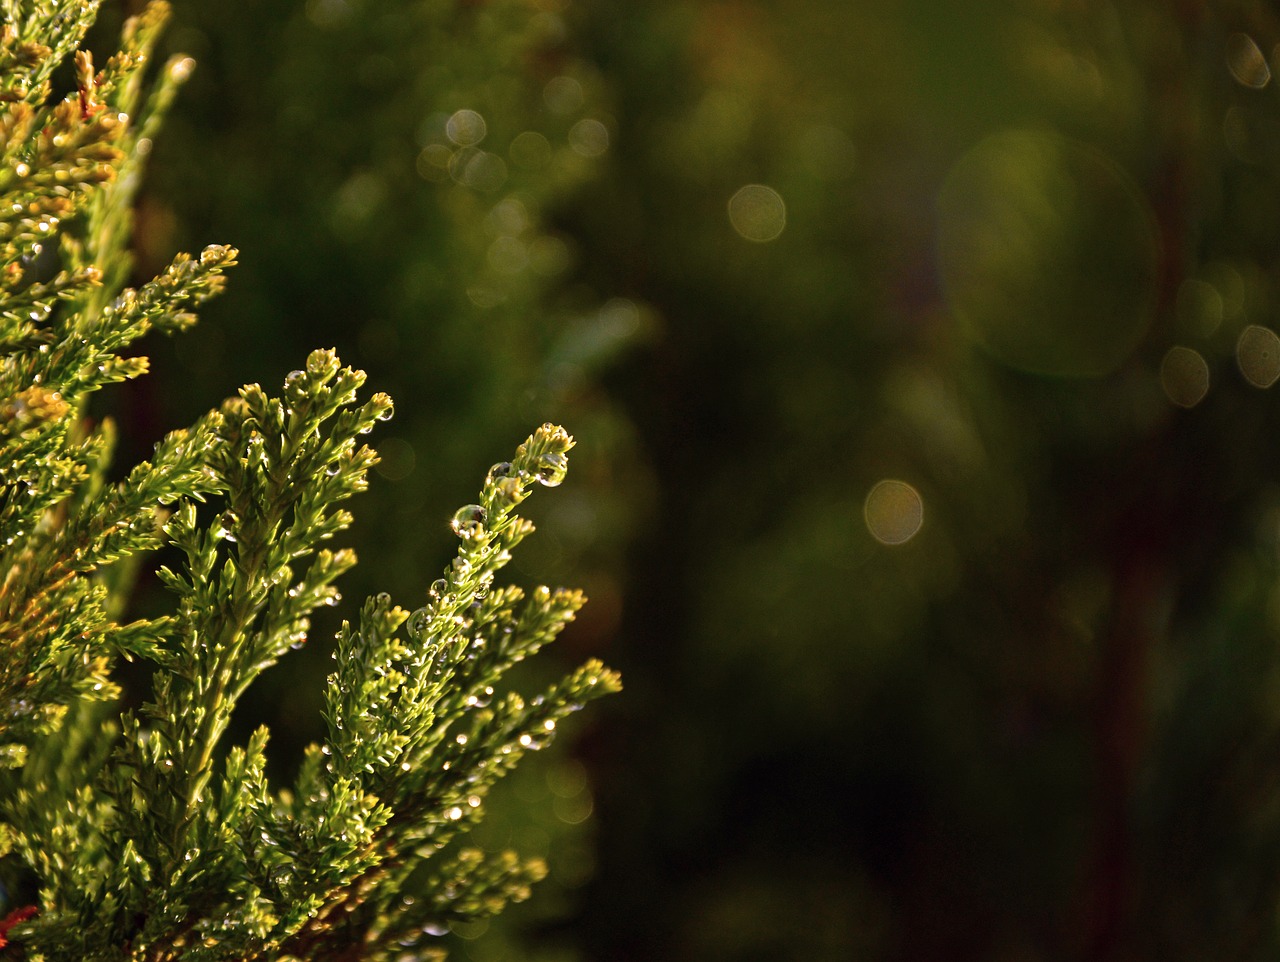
[0,3,619,958]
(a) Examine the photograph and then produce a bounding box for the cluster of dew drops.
[389,447,571,657]
[449,450,569,542]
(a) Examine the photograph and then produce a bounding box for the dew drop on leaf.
[533,452,568,486]
[408,607,431,635]
[466,686,494,708]
[450,504,487,538]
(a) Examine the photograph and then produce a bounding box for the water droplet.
[450,504,487,538]
[447,806,464,820]
[428,578,448,601]
[466,686,494,708]
[376,591,392,606]
[487,461,513,481]
[533,452,568,487]
[213,511,238,542]
[408,608,431,635]
[284,369,306,392]
[455,733,469,746]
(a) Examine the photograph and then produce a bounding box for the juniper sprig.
[0,3,619,959]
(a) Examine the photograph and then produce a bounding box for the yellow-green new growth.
[0,2,620,959]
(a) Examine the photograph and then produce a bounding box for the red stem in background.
[1085,543,1161,961]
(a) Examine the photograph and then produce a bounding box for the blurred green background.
[98,0,1280,959]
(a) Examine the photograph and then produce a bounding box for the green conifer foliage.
[0,3,618,959]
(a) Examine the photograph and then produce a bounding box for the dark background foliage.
[95,0,1280,959]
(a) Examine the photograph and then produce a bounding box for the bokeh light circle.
[1237,324,1280,388]
[728,184,787,242]
[569,119,610,157]
[1159,346,1210,408]
[864,480,924,546]
[446,109,487,147]
[937,128,1159,377]
[1227,33,1271,89]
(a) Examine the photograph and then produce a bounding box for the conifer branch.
[0,4,619,959]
